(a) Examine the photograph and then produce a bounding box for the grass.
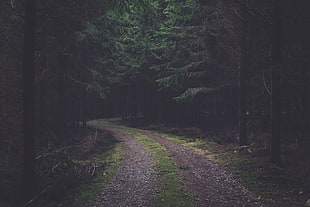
[62,141,124,207]
[156,131,307,207]
[100,122,196,207]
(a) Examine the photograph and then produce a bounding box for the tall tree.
[271,0,282,165]
[238,0,249,146]
[22,0,37,201]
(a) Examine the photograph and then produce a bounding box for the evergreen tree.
[22,0,37,201]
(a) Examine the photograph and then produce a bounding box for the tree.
[270,0,282,165]
[238,0,249,146]
[22,0,37,201]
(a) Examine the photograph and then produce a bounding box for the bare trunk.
[38,79,46,131]
[22,0,37,201]
[239,0,249,146]
[271,0,282,165]
[56,55,66,134]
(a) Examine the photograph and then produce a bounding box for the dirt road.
[88,120,265,207]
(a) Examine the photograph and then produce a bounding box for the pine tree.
[22,0,37,201]
[271,0,282,165]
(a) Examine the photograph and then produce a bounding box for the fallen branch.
[51,162,61,174]
[91,164,96,176]
[24,187,48,207]
[36,144,81,160]
[263,71,271,95]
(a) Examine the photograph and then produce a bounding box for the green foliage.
[54,0,223,101]
[80,0,217,99]
[144,0,217,95]
[174,87,217,103]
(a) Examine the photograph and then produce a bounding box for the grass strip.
[101,122,196,207]
[62,142,124,207]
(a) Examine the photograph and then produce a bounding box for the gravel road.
[88,121,266,207]
[87,123,157,207]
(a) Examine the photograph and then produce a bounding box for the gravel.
[87,123,157,207]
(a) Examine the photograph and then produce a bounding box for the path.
[88,120,266,207]
[87,122,157,207]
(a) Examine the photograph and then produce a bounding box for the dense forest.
[0,0,310,206]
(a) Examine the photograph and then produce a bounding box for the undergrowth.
[61,136,124,207]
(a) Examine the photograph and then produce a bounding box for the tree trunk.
[38,79,46,131]
[239,0,249,146]
[6,61,9,119]
[56,55,66,134]
[271,0,282,165]
[22,0,36,201]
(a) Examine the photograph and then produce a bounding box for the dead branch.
[91,164,96,176]
[248,9,272,25]
[51,162,61,174]
[263,71,271,95]
[216,6,246,22]
[24,187,48,207]
[36,144,81,160]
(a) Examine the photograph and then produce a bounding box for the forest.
[0,0,310,206]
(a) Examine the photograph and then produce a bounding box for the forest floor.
[1,119,309,207]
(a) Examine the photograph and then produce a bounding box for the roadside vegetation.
[62,140,124,207]
[27,128,125,207]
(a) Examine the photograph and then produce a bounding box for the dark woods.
[0,0,310,205]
